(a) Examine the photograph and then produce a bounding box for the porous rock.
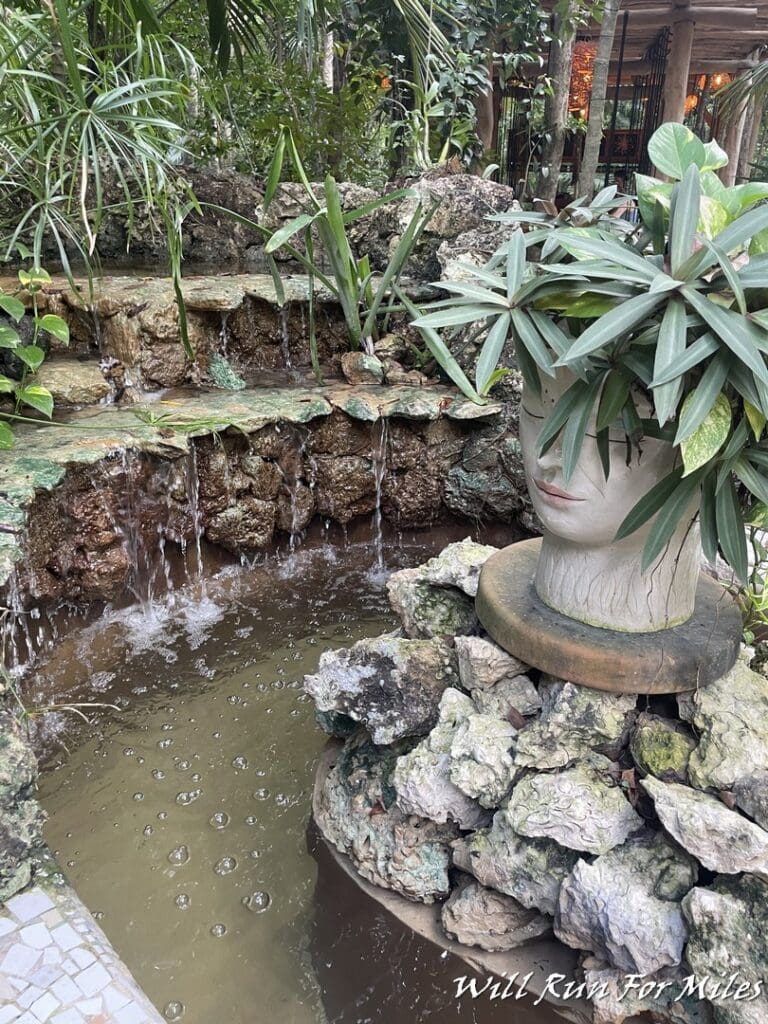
[583,960,714,1024]
[683,875,768,1022]
[411,538,497,597]
[642,777,768,881]
[385,567,478,639]
[315,732,459,903]
[0,712,45,899]
[554,830,696,974]
[630,713,696,784]
[452,809,580,915]
[733,771,768,830]
[304,633,458,745]
[441,876,551,952]
[514,679,637,770]
[507,760,644,856]
[678,660,768,791]
[471,674,541,720]
[454,635,534,691]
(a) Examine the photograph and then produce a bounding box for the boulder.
[733,771,768,830]
[583,960,714,1024]
[514,679,637,770]
[683,875,768,1021]
[454,635,532,691]
[0,712,44,900]
[304,633,458,745]
[554,830,697,974]
[204,496,276,553]
[506,760,644,856]
[408,538,497,597]
[448,701,518,809]
[678,660,768,791]
[471,674,541,720]
[35,359,112,406]
[441,876,551,952]
[385,567,478,639]
[340,352,385,385]
[642,777,768,880]
[315,732,459,903]
[452,809,580,915]
[630,713,696,784]
[436,220,517,281]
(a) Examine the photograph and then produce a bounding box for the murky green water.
[34,528,561,1024]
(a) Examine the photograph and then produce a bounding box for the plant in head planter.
[413,122,768,634]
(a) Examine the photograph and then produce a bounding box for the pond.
[29,526,559,1024]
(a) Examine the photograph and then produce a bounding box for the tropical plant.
[413,122,768,582]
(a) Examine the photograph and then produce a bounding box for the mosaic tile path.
[0,884,163,1024]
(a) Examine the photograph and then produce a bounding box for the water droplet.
[214,856,237,876]
[209,812,230,830]
[158,811,168,821]
[243,890,271,912]
[210,923,227,937]
[167,845,189,866]
[253,788,270,801]
[161,723,174,732]
[123,747,135,757]
[244,815,258,826]
[93,911,104,921]
[175,893,191,910]
[158,738,174,749]
[190,773,201,782]
[136,756,145,765]
[176,789,201,806]
[231,756,248,770]
[143,825,154,838]
[275,793,290,807]
[227,695,241,705]
[133,792,144,802]
[164,1001,185,1021]
[177,760,191,771]
[248,849,261,859]
[152,769,166,780]
[254,768,267,777]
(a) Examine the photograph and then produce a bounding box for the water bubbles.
[133,792,144,802]
[190,773,201,782]
[157,811,168,821]
[161,723,174,732]
[275,793,290,807]
[123,747,135,757]
[227,695,241,705]
[152,769,166,780]
[244,815,258,826]
[231,756,248,770]
[93,911,104,921]
[174,893,191,910]
[210,923,227,938]
[248,849,261,860]
[214,856,237,876]
[254,769,267,777]
[158,738,174,750]
[176,759,191,771]
[164,1001,185,1021]
[167,845,190,867]
[209,811,229,830]
[253,787,270,801]
[176,789,201,806]
[143,825,154,838]
[243,890,271,913]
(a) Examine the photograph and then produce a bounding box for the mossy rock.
[630,712,696,784]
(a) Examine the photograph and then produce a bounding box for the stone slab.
[476,539,742,694]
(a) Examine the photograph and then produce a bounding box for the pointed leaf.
[16,384,53,418]
[680,392,732,475]
[511,310,555,377]
[652,299,687,424]
[14,345,45,371]
[38,314,69,344]
[675,353,732,445]
[670,165,701,276]
[562,374,605,482]
[0,422,14,449]
[716,476,749,582]
[476,313,512,395]
[683,288,768,385]
[506,230,525,301]
[640,470,704,572]
[557,293,664,363]
[616,465,685,540]
[0,295,25,322]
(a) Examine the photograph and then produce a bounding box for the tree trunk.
[576,0,622,199]
[721,97,749,186]
[322,32,335,90]
[738,95,765,182]
[475,59,496,156]
[539,21,575,202]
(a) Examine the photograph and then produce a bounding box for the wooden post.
[662,10,695,124]
[576,0,623,199]
[739,96,765,182]
[539,24,575,202]
[722,97,750,185]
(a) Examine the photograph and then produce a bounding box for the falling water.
[184,446,205,584]
[371,417,389,573]
[279,306,292,369]
[276,428,310,550]
[218,312,231,356]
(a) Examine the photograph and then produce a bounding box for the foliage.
[413,122,768,581]
[0,268,70,449]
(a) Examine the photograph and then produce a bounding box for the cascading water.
[371,417,389,574]
[279,306,293,369]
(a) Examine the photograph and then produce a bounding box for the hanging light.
[569,39,598,117]
[684,93,699,115]
[711,72,732,91]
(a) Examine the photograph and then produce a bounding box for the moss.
[631,714,695,783]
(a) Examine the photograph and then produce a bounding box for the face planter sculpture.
[519,370,701,632]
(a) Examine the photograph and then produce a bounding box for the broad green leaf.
[558,293,663,364]
[616,465,685,540]
[640,470,705,571]
[647,123,707,179]
[750,228,768,257]
[716,476,749,582]
[729,182,768,213]
[0,327,20,350]
[681,203,768,279]
[0,376,14,394]
[14,345,45,371]
[745,399,767,439]
[701,138,729,172]
[476,312,512,395]
[0,295,25,322]
[669,165,701,276]
[698,197,730,240]
[675,352,731,445]
[0,422,14,449]
[38,313,69,344]
[635,174,672,228]
[264,212,321,254]
[745,501,768,528]
[16,384,53,418]
[680,392,732,475]
[559,294,619,318]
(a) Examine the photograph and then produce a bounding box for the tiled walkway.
[0,884,163,1024]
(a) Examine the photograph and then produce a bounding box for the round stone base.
[475,539,742,694]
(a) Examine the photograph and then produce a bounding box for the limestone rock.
[514,679,637,770]
[304,633,458,745]
[642,777,768,881]
[316,732,459,903]
[340,351,385,385]
[448,702,517,809]
[436,220,517,281]
[204,496,276,553]
[314,708,358,739]
[733,771,768,830]
[454,635,532,691]
[441,876,551,952]
[385,567,478,639]
[471,674,541,720]
[412,538,497,597]
[683,875,768,1021]
[554,831,696,974]
[630,713,696,784]
[507,762,644,855]
[678,660,768,791]
[583,961,714,1024]
[36,359,112,406]
[452,809,580,915]
[393,690,490,829]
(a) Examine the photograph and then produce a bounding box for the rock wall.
[307,540,768,1024]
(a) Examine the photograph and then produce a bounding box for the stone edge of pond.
[0,848,165,1024]
[0,383,501,589]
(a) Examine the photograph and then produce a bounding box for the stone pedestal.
[475,539,742,695]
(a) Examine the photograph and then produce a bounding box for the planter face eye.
[519,369,678,548]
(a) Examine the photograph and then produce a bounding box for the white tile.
[19,924,51,950]
[41,911,63,929]
[50,925,79,953]
[73,1000,101,1017]
[50,1012,84,1024]
[18,987,42,1010]
[0,916,17,938]
[1,943,41,977]
[69,948,95,971]
[29,964,63,990]
[43,948,62,966]
[16,1015,38,1024]
[5,891,55,924]
[60,960,78,977]
[102,985,130,1013]
[114,1004,149,1024]
[51,975,81,1005]
[0,1006,22,1024]
[30,993,60,1023]
[8,976,28,991]
[0,975,17,1001]
[74,962,110,998]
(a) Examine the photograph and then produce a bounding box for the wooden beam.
[608,58,758,76]
[663,14,696,122]
[627,7,758,29]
